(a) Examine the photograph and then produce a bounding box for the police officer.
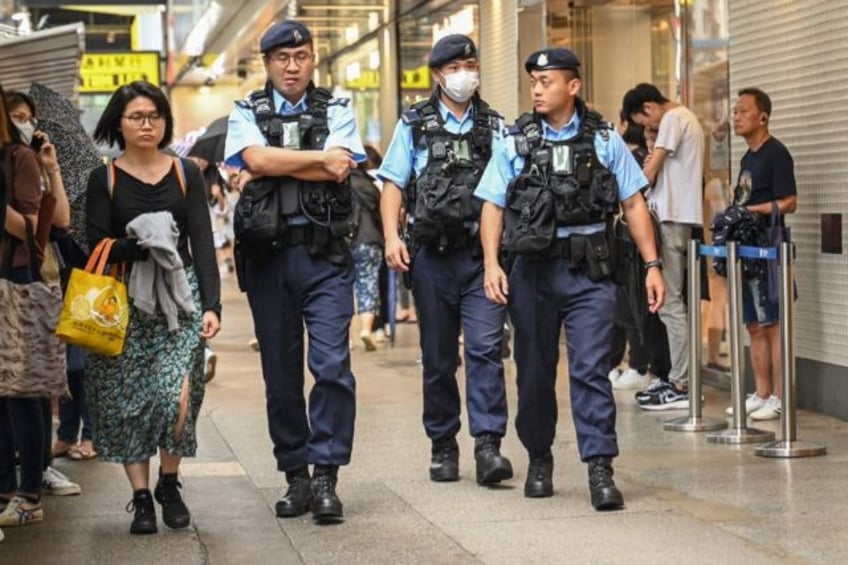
[379,34,513,486]
[475,49,665,510]
[224,20,365,521]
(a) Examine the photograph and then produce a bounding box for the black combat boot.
[474,434,514,485]
[524,453,554,498]
[276,467,312,518]
[429,437,459,482]
[587,457,624,511]
[127,489,158,535]
[311,466,343,521]
[154,470,191,529]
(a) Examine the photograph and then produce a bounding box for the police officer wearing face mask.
[378,34,513,486]
[475,48,666,510]
[224,20,365,522]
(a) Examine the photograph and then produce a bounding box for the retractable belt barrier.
[685,240,827,456]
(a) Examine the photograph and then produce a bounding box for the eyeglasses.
[122,113,164,127]
[269,51,314,67]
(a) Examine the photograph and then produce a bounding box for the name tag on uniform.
[454,139,472,162]
[282,122,301,149]
[552,145,572,174]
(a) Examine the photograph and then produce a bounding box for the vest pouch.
[583,231,614,282]
[502,175,555,255]
[589,169,619,213]
[550,175,582,225]
[233,178,284,247]
[413,176,464,246]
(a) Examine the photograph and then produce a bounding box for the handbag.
[55,238,130,357]
[0,219,69,398]
[765,201,791,303]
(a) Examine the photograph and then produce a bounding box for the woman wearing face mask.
[377,35,514,486]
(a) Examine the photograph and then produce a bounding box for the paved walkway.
[2,276,846,564]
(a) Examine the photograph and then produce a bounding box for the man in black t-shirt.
[730,87,797,421]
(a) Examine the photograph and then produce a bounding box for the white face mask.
[13,119,35,145]
[441,70,480,103]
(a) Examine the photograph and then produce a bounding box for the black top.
[735,136,796,207]
[86,158,221,316]
[350,170,383,247]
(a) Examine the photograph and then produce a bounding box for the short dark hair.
[619,111,647,149]
[737,87,772,117]
[364,145,382,170]
[93,81,174,150]
[4,91,37,118]
[621,83,670,123]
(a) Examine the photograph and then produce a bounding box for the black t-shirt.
[734,136,796,207]
[86,158,221,315]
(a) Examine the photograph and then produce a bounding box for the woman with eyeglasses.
[85,81,221,535]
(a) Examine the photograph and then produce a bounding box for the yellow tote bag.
[55,238,130,357]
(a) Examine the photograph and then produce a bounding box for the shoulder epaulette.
[506,112,537,136]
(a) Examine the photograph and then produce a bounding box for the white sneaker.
[43,466,82,496]
[374,329,387,344]
[612,368,649,390]
[750,395,782,421]
[725,393,767,416]
[608,368,622,384]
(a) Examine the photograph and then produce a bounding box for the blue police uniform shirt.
[377,99,504,190]
[474,109,648,238]
[224,88,366,169]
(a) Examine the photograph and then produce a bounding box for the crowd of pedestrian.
[0,16,796,543]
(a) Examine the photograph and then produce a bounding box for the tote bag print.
[56,238,129,356]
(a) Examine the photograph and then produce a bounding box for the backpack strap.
[172,157,187,197]
[106,159,117,197]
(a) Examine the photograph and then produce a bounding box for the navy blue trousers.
[245,245,356,471]
[509,257,619,461]
[412,246,508,441]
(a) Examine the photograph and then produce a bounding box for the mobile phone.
[30,135,44,152]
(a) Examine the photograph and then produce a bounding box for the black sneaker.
[634,378,672,403]
[637,382,689,411]
[429,437,459,482]
[311,467,343,521]
[587,457,624,511]
[154,471,191,529]
[474,434,513,485]
[524,453,554,498]
[276,473,312,518]
[126,489,158,535]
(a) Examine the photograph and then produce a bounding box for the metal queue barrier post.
[706,241,775,444]
[755,242,826,458]
[664,240,727,432]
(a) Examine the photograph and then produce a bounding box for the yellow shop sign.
[80,52,161,93]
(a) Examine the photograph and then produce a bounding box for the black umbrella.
[188,116,228,164]
[28,84,102,252]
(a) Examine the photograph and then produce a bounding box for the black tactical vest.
[233,82,353,249]
[502,99,619,256]
[403,92,500,251]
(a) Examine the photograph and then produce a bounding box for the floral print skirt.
[85,269,205,464]
[351,243,382,315]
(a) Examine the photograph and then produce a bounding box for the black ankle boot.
[429,437,459,482]
[154,470,191,529]
[127,489,158,535]
[311,466,343,521]
[587,457,624,511]
[276,468,312,518]
[474,434,513,485]
[524,453,554,498]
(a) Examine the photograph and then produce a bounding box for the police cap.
[428,34,478,68]
[260,20,312,54]
[524,48,581,74]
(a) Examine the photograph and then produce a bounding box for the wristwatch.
[644,259,663,271]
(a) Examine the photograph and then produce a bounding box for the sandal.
[69,442,98,461]
[52,440,76,458]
